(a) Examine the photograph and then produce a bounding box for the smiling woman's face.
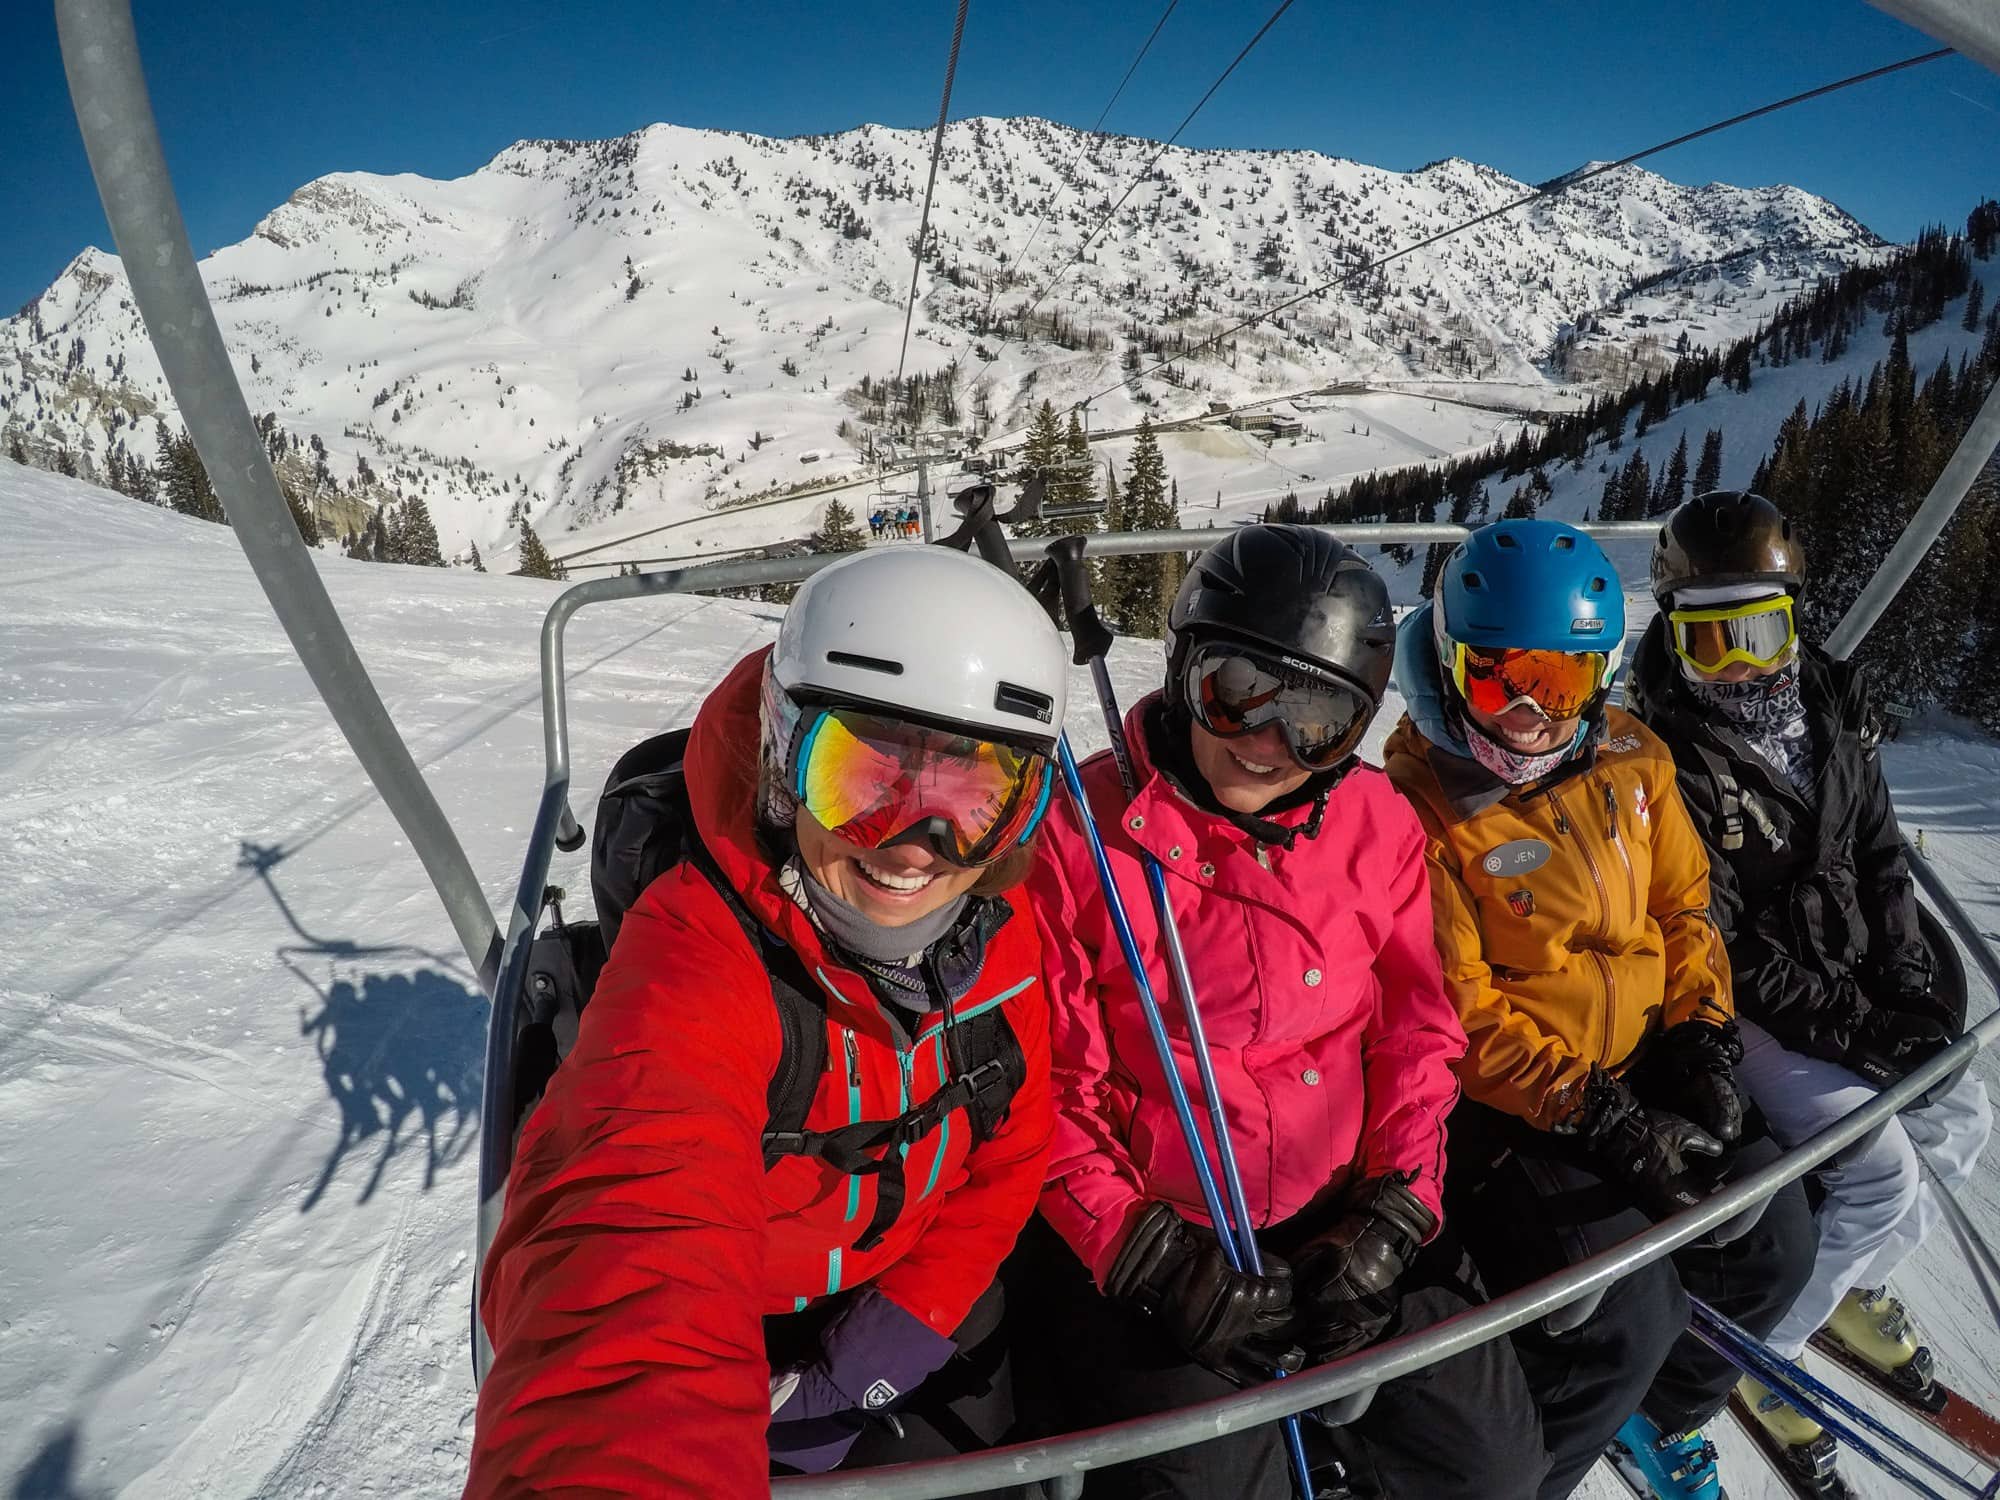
[792,807,981,927]
[1188,720,1313,812]
[1464,699,1581,757]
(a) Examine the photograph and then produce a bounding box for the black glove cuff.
[1105,1202,1190,1307]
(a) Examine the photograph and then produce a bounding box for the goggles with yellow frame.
[1668,594,1799,675]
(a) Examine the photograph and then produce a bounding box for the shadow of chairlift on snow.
[9,1424,105,1500]
[235,840,487,1213]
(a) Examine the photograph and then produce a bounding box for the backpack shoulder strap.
[944,1005,1027,1144]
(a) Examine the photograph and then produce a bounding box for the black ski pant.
[768,1279,1032,1498]
[1446,1100,1818,1500]
[1003,1212,1550,1500]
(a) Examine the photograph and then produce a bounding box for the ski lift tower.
[900,429,961,542]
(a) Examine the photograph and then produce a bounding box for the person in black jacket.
[1629,491,1992,1475]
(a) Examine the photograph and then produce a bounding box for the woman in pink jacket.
[1008,526,1549,1499]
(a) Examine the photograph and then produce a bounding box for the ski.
[1808,1331,2000,1469]
[1724,1389,1855,1500]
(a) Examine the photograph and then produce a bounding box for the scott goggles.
[1451,642,1611,723]
[790,704,1052,867]
[1182,639,1375,771]
[1669,595,1798,675]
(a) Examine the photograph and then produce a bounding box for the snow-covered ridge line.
[0,115,1880,570]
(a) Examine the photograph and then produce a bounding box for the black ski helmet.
[1651,491,1806,604]
[1164,524,1396,712]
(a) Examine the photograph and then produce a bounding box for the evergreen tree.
[161,425,227,525]
[1694,429,1724,497]
[1964,278,1985,334]
[1651,432,1689,517]
[470,540,487,573]
[1109,414,1174,635]
[392,496,444,568]
[1050,409,1099,522]
[283,481,321,546]
[812,497,867,553]
[516,519,567,580]
[54,449,78,478]
[1013,400,1067,539]
[7,434,27,466]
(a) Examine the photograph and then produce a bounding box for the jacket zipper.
[1603,781,1639,922]
[1554,785,1618,1066]
[842,1027,863,1225]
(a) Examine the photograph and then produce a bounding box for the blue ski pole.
[1688,1298,1979,1500]
[946,512,1314,1497]
[1053,738,1316,1499]
[1044,537,1266,1266]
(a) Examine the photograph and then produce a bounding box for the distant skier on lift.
[1630,491,1994,1496]
[1382,519,1817,1500]
[464,546,1069,1496]
[1009,526,1549,1499]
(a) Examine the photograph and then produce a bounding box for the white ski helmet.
[772,546,1068,752]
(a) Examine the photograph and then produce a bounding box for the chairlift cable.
[965,0,1183,355]
[988,46,1952,445]
[895,0,974,394]
[957,0,1299,405]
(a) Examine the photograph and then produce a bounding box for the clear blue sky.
[5,0,1997,314]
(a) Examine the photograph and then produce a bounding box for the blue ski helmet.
[1434,519,1626,704]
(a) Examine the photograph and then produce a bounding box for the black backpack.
[512,728,1027,1251]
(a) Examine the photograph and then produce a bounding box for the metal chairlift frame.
[49,1,2000,1492]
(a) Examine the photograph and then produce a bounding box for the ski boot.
[1736,1376,1851,1498]
[1825,1285,1940,1405]
[1608,1411,1724,1499]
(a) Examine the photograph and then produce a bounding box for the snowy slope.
[0,117,1880,571]
[3,462,1995,1499]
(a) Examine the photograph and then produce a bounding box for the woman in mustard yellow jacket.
[1382,520,1814,1500]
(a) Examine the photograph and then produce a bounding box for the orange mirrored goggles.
[790,706,1053,867]
[1451,642,1611,722]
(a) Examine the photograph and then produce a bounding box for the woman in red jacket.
[1011,527,1548,1499]
[466,545,1069,1497]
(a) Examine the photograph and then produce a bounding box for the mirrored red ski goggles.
[790,706,1053,867]
[1451,642,1611,723]
[1668,595,1798,675]
[1182,640,1375,771]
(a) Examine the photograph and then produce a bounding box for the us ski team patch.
[1507,889,1536,918]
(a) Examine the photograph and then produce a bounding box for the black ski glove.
[1638,1019,1747,1145]
[1290,1173,1437,1364]
[1845,1006,1954,1089]
[1104,1202,1305,1385]
[1560,1068,1724,1220]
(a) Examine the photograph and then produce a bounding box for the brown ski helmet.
[1650,490,1806,604]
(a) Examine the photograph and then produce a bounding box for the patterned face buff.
[1452,642,1610,722]
[789,704,1052,867]
[1463,720,1581,786]
[1181,638,1374,771]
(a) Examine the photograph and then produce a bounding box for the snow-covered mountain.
[2,459,1995,1498]
[0,117,1882,567]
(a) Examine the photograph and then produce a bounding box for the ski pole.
[1043,534,1266,1263]
[1688,1298,1979,1500]
[945,510,1313,1497]
[1053,738,1315,1500]
[1920,1146,2000,1337]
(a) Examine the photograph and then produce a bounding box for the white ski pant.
[1735,1017,1993,1358]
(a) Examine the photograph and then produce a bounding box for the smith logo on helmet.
[1570,617,1606,634]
